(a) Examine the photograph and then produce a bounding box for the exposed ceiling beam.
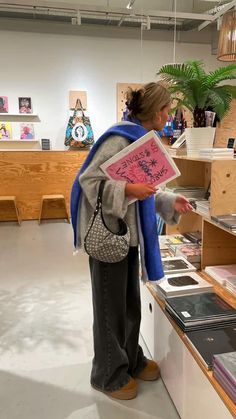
[0,1,215,21]
[198,0,236,31]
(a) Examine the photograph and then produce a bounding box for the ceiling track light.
[126,0,136,10]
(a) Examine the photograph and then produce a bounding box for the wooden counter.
[0,151,88,221]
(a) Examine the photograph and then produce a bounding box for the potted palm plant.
[157,60,236,155]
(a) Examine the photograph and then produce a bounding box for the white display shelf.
[0,139,39,142]
[0,113,38,117]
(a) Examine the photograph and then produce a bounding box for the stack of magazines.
[213,352,236,402]
[185,326,236,370]
[155,271,213,298]
[169,243,201,269]
[165,292,236,332]
[205,264,236,288]
[194,199,210,217]
[211,214,236,232]
[165,186,206,199]
[198,148,234,159]
[162,256,196,275]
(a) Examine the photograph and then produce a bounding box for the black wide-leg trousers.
[89,246,146,392]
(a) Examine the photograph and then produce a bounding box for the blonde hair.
[125,82,171,121]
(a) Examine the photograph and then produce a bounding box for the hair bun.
[126,90,141,113]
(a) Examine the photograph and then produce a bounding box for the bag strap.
[95,180,105,210]
[74,98,85,117]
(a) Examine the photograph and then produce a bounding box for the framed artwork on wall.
[0,122,12,139]
[0,96,9,113]
[18,97,32,114]
[20,123,35,139]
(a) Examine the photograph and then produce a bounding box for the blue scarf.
[70,122,164,281]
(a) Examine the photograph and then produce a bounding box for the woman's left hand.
[174,195,193,214]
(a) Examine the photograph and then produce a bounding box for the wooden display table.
[0,150,88,221]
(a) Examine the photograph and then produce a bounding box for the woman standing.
[71,82,192,400]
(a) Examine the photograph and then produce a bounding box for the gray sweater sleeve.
[155,191,181,225]
[79,135,130,218]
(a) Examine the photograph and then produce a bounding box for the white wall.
[0,30,220,149]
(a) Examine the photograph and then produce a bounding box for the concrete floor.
[0,220,179,419]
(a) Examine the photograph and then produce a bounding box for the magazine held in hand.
[100,130,180,203]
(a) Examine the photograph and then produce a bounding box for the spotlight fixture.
[126,0,136,10]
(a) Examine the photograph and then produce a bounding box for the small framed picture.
[18,97,32,114]
[0,122,12,139]
[20,123,35,139]
[0,96,9,113]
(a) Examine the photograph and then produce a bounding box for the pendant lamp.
[218,10,236,61]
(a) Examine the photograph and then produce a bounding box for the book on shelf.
[165,186,206,199]
[185,327,236,370]
[198,148,234,159]
[100,130,180,204]
[168,146,187,157]
[158,234,191,250]
[165,292,236,332]
[205,264,236,286]
[170,132,186,149]
[211,214,236,231]
[194,199,210,216]
[183,231,202,245]
[169,243,201,264]
[213,352,236,403]
[162,256,196,275]
[225,277,236,296]
[160,249,172,258]
[155,271,213,298]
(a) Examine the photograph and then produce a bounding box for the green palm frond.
[158,63,197,83]
[185,60,206,79]
[204,65,236,88]
[157,60,236,123]
[207,87,233,119]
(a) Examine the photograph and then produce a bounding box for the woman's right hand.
[125,183,156,200]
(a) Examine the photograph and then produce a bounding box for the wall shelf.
[0,113,38,117]
[0,139,39,142]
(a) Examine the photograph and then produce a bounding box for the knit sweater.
[78,135,180,249]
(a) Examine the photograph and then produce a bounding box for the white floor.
[0,221,179,419]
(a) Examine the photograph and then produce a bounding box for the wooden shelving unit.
[140,155,236,419]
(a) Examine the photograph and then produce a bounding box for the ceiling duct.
[0,2,213,31]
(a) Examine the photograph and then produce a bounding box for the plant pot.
[185,127,216,157]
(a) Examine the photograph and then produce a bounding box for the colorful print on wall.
[0,96,9,113]
[20,123,34,139]
[18,97,32,114]
[0,122,12,139]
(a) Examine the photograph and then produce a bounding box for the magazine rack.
[140,155,236,419]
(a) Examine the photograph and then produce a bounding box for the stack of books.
[158,234,191,250]
[165,292,236,332]
[162,256,196,275]
[183,231,202,245]
[155,271,213,299]
[185,327,236,370]
[194,199,210,216]
[225,277,236,296]
[198,148,234,159]
[165,186,206,199]
[169,243,201,269]
[213,352,236,402]
[211,214,236,232]
[205,264,236,287]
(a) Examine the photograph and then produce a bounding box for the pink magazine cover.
[100,130,180,203]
